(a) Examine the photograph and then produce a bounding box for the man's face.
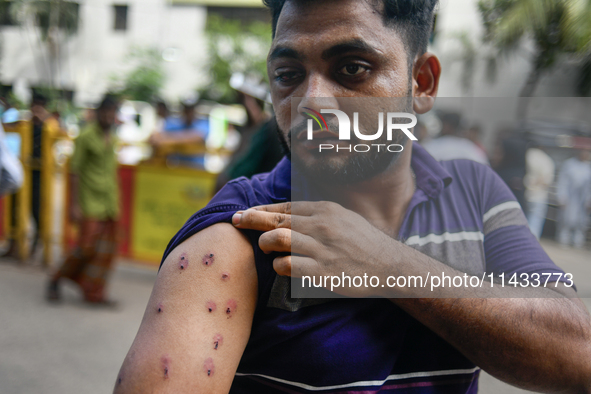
[183,106,196,123]
[267,0,416,183]
[97,106,117,129]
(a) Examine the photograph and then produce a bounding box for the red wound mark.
[161,355,171,379]
[157,303,163,313]
[213,334,223,350]
[225,299,237,318]
[221,273,230,281]
[179,253,189,270]
[203,357,215,377]
[202,253,215,267]
[206,301,217,313]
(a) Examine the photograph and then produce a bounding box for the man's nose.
[296,73,339,116]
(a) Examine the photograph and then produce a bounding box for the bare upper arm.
[114,223,258,393]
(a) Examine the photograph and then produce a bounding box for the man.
[422,112,489,165]
[3,93,63,258]
[149,100,209,168]
[115,1,591,393]
[524,143,555,239]
[47,96,120,304]
[556,149,591,248]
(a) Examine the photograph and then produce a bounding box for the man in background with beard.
[115,1,591,393]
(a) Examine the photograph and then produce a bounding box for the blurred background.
[0,0,590,393]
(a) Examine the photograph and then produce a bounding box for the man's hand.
[233,201,396,298]
[234,202,591,393]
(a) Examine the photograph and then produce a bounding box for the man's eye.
[275,71,301,83]
[339,64,368,76]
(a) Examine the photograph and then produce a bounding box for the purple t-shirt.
[161,143,567,393]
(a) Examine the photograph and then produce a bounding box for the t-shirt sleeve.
[160,180,251,266]
[158,176,281,308]
[479,164,573,288]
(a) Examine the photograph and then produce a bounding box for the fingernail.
[232,213,242,226]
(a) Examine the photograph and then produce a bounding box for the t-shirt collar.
[411,142,453,199]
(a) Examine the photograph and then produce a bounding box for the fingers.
[259,228,291,253]
[251,202,292,214]
[273,255,318,278]
[258,228,318,255]
[250,201,326,216]
[233,209,291,231]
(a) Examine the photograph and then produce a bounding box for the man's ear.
[412,53,441,115]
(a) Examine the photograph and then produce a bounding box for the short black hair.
[97,95,119,111]
[31,93,47,107]
[263,0,438,59]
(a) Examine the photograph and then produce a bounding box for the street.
[0,240,589,394]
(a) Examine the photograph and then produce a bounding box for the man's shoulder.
[77,123,99,141]
[437,159,516,213]
[161,158,290,265]
[439,158,496,188]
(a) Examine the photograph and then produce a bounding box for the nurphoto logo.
[303,107,417,153]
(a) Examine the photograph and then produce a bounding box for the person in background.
[0,97,20,125]
[214,92,282,192]
[153,100,171,133]
[524,142,555,239]
[492,131,529,211]
[465,124,488,160]
[149,100,209,167]
[556,149,591,248]
[422,112,489,165]
[0,119,23,197]
[30,94,65,255]
[47,95,120,305]
[215,117,284,192]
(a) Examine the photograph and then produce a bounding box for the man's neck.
[314,143,416,238]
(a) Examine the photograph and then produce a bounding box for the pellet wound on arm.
[206,301,217,313]
[203,357,215,377]
[225,299,237,318]
[202,253,215,267]
[161,355,171,379]
[213,334,223,350]
[178,253,189,270]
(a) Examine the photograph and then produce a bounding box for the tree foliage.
[199,14,272,104]
[478,0,591,97]
[110,46,166,102]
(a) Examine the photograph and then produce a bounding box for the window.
[113,5,128,31]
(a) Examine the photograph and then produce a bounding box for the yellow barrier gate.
[3,118,66,265]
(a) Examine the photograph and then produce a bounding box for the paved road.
[0,240,588,394]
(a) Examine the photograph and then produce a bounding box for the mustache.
[288,119,340,140]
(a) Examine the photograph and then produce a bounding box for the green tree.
[200,14,272,104]
[479,0,591,99]
[4,0,79,89]
[110,46,166,102]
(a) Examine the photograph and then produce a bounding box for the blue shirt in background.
[163,116,209,168]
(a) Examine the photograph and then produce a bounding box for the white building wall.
[1,0,583,107]
[0,0,208,106]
